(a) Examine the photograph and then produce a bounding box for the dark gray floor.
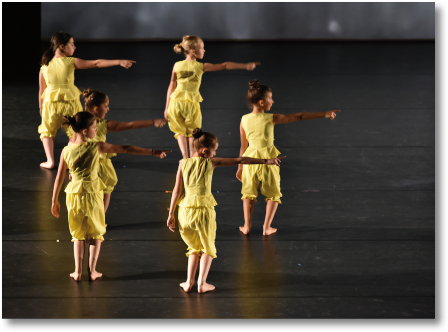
[2,41,435,318]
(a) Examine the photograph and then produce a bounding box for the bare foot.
[89,270,103,281]
[198,282,215,293]
[40,161,54,169]
[263,227,277,236]
[180,281,195,292]
[70,272,82,281]
[239,225,251,235]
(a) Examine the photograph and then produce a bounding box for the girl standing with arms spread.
[164,35,260,158]
[167,128,284,293]
[39,31,136,169]
[237,80,340,236]
[51,112,171,281]
[66,89,167,213]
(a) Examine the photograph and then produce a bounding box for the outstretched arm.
[98,142,172,159]
[273,110,340,125]
[51,152,67,218]
[203,62,260,73]
[164,65,177,120]
[167,161,184,232]
[212,156,285,168]
[236,123,249,181]
[38,70,46,116]
[74,58,136,70]
[107,118,167,132]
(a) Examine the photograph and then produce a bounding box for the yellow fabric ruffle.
[243,145,281,159]
[170,90,203,103]
[41,85,82,102]
[178,193,217,208]
[64,178,107,194]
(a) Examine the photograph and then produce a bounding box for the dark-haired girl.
[166,128,284,293]
[39,31,136,169]
[164,35,260,159]
[51,112,171,281]
[237,80,341,236]
[65,89,167,213]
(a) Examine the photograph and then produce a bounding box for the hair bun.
[173,44,183,54]
[192,128,204,139]
[249,80,261,90]
[83,89,94,100]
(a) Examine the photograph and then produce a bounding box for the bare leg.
[70,240,85,281]
[180,253,200,292]
[263,199,279,236]
[239,198,255,235]
[103,194,111,227]
[178,135,189,159]
[40,137,55,169]
[188,137,195,158]
[197,254,215,293]
[88,239,103,281]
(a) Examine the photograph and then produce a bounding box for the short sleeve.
[66,57,75,68]
[197,61,204,73]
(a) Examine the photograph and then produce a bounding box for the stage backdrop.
[41,2,434,40]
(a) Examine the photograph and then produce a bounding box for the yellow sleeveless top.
[63,142,107,194]
[241,113,281,159]
[170,60,204,103]
[66,118,116,160]
[40,57,82,102]
[178,157,217,208]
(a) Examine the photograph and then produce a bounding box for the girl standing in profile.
[38,31,136,169]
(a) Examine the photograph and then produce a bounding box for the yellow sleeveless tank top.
[63,142,107,194]
[170,60,204,103]
[241,113,281,159]
[40,57,82,102]
[178,157,217,208]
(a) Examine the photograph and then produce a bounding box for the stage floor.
[2,41,435,318]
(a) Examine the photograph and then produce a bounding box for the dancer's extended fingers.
[163,150,173,153]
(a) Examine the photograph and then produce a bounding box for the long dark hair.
[41,31,73,66]
[63,112,96,133]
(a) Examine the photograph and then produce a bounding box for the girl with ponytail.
[166,128,284,293]
[237,80,341,236]
[165,35,260,158]
[51,112,171,281]
[64,89,167,214]
[38,31,136,169]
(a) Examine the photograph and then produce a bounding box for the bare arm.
[97,142,171,158]
[164,65,177,120]
[51,152,67,218]
[273,110,340,125]
[74,58,136,70]
[212,156,285,168]
[203,62,260,73]
[107,118,166,132]
[38,70,46,115]
[167,161,184,232]
[236,123,249,181]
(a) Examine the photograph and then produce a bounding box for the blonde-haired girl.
[164,35,260,158]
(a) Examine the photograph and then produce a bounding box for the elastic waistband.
[249,139,274,149]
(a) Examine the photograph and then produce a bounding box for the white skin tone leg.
[236,90,341,235]
[70,240,85,281]
[180,253,200,292]
[40,137,55,169]
[240,198,256,235]
[177,135,189,159]
[188,137,195,158]
[51,120,171,280]
[166,140,285,292]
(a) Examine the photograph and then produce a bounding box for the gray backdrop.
[41,2,434,40]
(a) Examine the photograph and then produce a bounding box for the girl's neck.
[53,49,67,59]
[185,55,197,62]
[73,133,89,144]
[251,106,265,114]
[191,152,207,158]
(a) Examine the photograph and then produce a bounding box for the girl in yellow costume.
[65,89,167,213]
[164,35,260,158]
[51,112,171,282]
[237,80,341,236]
[167,128,284,293]
[39,31,136,169]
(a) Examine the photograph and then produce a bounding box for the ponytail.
[41,31,73,66]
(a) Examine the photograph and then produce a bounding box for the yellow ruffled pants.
[167,99,202,140]
[38,99,83,140]
[66,191,106,242]
[241,164,282,203]
[178,206,217,258]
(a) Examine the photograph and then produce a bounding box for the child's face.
[94,97,110,119]
[193,41,205,59]
[84,120,98,139]
[202,142,218,158]
[61,38,76,56]
[260,92,274,111]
